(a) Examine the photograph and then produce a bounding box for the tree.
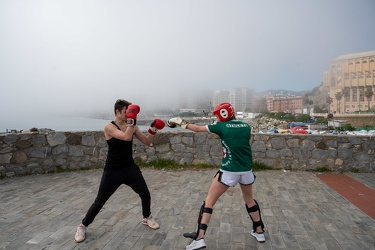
[365,86,374,111]
[317,118,328,124]
[335,91,343,114]
[326,96,333,114]
[314,105,325,113]
[296,114,311,123]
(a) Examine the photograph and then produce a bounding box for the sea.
[0,116,179,133]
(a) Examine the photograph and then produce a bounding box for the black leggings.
[82,164,151,227]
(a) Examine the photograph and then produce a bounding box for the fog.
[1,0,375,120]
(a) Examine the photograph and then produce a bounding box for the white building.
[212,88,254,112]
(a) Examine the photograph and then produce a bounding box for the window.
[331,77,336,86]
[352,87,357,102]
[344,88,350,102]
[359,87,364,102]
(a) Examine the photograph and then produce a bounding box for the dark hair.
[114,99,132,113]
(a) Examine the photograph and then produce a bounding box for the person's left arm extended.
[134,118,165,146]
[134,127,154,146]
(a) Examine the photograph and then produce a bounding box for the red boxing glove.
[126,104,140,125]
[148,118,165,135]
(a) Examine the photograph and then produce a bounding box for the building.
[212,88,255,112]
[266,95,303,113]
[212,90,230,107]
[324,51,375,113]
[253,96,268,113]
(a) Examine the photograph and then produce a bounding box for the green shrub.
[314,166,331,172]
[252,161,273,171]
[135,158,180,170]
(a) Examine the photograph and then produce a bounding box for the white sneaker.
[74,224,86,243]
[186,238,206,250]
[251,230,265,242]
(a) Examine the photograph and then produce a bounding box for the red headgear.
[213,102,235,122]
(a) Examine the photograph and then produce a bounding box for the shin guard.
[246,199,264,232]
[183,201,213,239]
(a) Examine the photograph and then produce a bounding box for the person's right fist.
[126,104,140,125]
[167,117,189,129]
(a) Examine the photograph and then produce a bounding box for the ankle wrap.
[195,201,213,239]
[246,199,264,232]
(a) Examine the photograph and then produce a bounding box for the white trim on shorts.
[216,170,256,187]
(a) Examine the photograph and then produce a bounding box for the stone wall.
[1,131,374,178]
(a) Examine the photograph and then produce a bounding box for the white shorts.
[215,170,256,187]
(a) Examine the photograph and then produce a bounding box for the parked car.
[290,126,308,134]
[266,128,279,133]
[277,128,290,133]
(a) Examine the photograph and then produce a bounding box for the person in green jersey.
[168,102,265,250]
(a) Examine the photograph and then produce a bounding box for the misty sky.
[1,0,375,118]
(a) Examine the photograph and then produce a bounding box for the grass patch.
[314,166,331,172]
[55,166,68,173]
[135,157,218,170]
[135,158,185,170]
[135,157,273,171]
[252,161,273,171]
[54,165,103,174]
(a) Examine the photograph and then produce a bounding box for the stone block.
[170,136,182,144]
[181,137,193,146]
[15,139,32,150]
[266,149,279,159]
[210,144,222,156]
[13,151,27,163]
[28,147,48,158]
[194,133,207,145]
[252,141,266,152]
[82,134,95,146]
[68,145,84,156]
[66,133,82,145]
[32,135,46,146]
[3,134,18,144]
[47,132,67,146]
[270,137,286,149]
[171,144,185,152]
[0,153,12,164]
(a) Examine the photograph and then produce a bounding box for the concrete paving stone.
[355,234,375,249]
[295,234,314,249]
[340,245,359,250]
[231,231,246,244]
[230,242,245,250]
[345,172,375,190]
[310,242,329,250]
[0,169,375,249]
[269,233,287,248]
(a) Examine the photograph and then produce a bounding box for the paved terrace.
[0,169,374,250]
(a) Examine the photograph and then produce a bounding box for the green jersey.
[207,120,253,172]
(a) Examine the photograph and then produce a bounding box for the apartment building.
[212,88,255,112]
[266,95,303,113]
[324,51,375,113]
